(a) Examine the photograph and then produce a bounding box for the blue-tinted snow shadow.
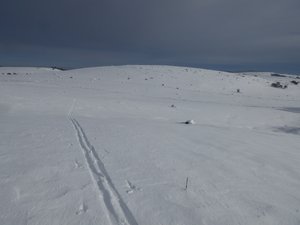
[273,107,300,134]
[278,107,300,113]
[273,126,300,135]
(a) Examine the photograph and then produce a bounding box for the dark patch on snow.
[290,80,299,85]
[271,82,287,89]
[274,126,300,135]
[278,107,300,114]
[51,66,66,71]
[271,73,286,77]
[179,120,195,125]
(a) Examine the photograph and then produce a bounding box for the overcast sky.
[0,0,300,73]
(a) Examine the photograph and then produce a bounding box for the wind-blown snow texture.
[1,65,300,225]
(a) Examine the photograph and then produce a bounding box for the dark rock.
[290,80,299,85]
[271,82,281,88]
[184,120,195,125]
[51,66,65,71]
[271,82,287,89]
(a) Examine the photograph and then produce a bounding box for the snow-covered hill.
[1,65,300,225]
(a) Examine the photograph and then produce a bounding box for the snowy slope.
[1,65,300,225]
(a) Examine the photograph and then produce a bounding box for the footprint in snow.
[74,160,83,169]
[126,180,141,194]
[76,203,88,215]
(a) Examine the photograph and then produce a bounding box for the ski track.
[68,116,138,225]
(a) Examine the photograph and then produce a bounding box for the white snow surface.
[1,65,300,225]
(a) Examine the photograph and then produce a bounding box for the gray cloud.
[0,0,299,72]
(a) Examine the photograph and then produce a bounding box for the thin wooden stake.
[184,177,189,191]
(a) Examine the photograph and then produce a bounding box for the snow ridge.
[69,116,138,225]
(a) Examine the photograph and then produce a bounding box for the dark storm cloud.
[0,0,300,72]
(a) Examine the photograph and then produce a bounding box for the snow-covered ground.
[1,65,300,225]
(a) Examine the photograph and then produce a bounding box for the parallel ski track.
[69,115,138,225]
